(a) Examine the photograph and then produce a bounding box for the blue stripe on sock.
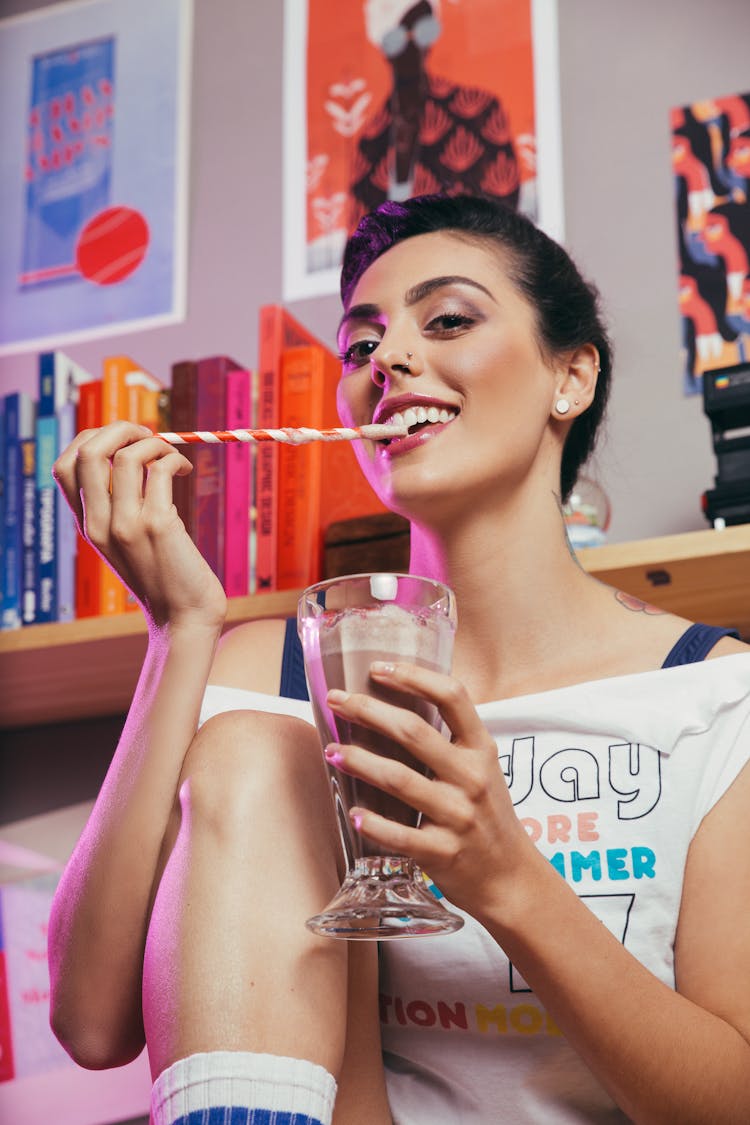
[172,1111,324,1125]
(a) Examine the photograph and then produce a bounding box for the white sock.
[150,1050,338,1125]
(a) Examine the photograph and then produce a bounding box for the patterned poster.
[671,92,750,394]
[283,0,562,299]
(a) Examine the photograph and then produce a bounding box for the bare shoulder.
[208,617,288,695]
[706,634,750,658]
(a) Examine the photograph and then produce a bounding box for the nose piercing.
[406,352,413,359]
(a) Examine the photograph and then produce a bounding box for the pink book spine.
[0,898,15,1082]
[224,368,251,598]
[255,306,281,593]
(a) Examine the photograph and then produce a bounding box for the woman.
[49,195,750,1123]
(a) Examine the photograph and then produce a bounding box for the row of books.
[0,305,387,629]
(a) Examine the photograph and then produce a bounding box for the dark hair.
[341,194,612,501]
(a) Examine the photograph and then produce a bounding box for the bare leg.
[143,709,348,1074]
[142,709,390,1122]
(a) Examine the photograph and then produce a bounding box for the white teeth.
[379,405,459,434]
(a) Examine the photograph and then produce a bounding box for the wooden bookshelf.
[2,524,749,729]
[576,524,750,635]
[0,589,300,729]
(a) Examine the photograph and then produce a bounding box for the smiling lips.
[375,403,459,453]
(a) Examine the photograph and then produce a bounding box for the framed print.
[0,0,192,354]
[283,0,562,300]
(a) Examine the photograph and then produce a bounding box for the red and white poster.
[0,0,192,355]
[283,0,562,299]
[671,91,750,394]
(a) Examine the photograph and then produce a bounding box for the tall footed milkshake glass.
[298,573,464,939]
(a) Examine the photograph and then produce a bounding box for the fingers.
[349,805,423,858]
[53,423,185,547]
[326,662,493,787]
[51,426,104,532]
[324,740,435,815]
[370,661,490,749]
[74,423,154,541]
[141,444,193,513]
[109,437,191,535]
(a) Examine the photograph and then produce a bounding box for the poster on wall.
[0,0,192,356]
[671,92,750,395]
[283,0,563,301]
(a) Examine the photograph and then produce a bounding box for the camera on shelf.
[702,361,750,527]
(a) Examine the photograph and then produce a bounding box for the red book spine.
[170,360,198,540]
[224,368,251,597]
[75,380,102,618]
[193,357,239,582]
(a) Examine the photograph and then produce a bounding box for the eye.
[426,312,475,333]
[339,337,379,370]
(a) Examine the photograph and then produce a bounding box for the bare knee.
[178,710,337,856]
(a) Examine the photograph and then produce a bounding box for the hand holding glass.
[298,573,464,938]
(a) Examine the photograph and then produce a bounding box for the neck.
[407,488,604,700]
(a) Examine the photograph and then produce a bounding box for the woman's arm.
[326,663,750,1124]
[48,423,229,1067]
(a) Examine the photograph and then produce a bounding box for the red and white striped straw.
[157,422,407,446]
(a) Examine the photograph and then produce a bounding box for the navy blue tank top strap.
[281,619,739,694]
[280,617,309,701]
[661,622,739,668]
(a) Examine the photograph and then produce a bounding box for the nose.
[370,348,421,388]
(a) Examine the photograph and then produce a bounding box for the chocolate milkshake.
[298,573,463,936]
[302,598,455,861]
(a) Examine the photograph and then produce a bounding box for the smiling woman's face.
[336,229,564,521]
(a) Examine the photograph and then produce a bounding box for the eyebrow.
[338,274,496,340]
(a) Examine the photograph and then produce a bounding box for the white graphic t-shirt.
[200,651,750,1123]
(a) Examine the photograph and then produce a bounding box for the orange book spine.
[100,355,140,614]
[255,306,328,593]
[317,352,388,538]
[276,346,326,590]
[75,380,102,618]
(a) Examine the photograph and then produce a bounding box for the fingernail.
[324,746,345,769]
[370,661,396,675]
[327,689,349,705]
[352,813,363,832]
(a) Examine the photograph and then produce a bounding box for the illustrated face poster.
[283,0,563,300]
[671,92,750,394]
[0,0,192,355]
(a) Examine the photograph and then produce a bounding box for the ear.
[551,344,600,420]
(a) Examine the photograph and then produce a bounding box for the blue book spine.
[2,394,36,630]
[20,438,37,625]
[35,414,58,623]
[56,402,77,622]
[38,352,56,416]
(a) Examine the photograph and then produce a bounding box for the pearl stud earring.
[555,398,571,415]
